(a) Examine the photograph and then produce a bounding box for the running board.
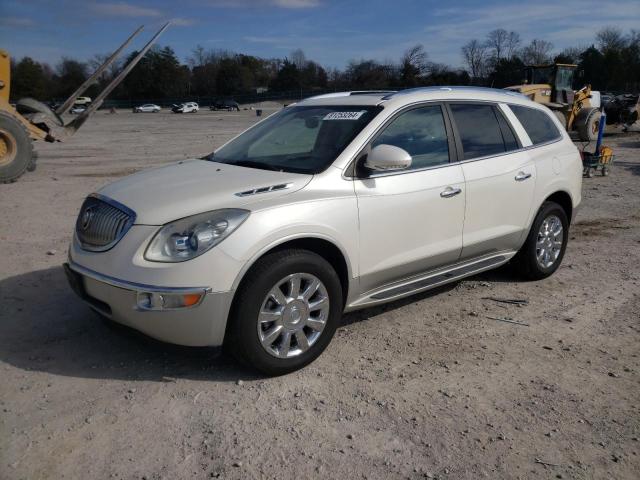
[347,253,512,310]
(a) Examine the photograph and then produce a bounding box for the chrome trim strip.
[341,99,565,180]
[90,193,137,220]
[346,252,514,310]
[66,260,212,295]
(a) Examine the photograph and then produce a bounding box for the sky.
[1,0,639,70]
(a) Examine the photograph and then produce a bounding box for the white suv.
[65,87,582,375]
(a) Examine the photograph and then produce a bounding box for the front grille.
[75,195,135,252]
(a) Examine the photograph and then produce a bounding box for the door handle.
[440,187,462,198]
[515,171,532,181]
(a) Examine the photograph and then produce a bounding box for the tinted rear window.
[509,105,561,145]
[449,104,510,160]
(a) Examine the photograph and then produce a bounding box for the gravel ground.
[1,109,639,480]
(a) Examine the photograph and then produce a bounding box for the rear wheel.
[553,110,567,129]
[226,249,343,375]
[512,201,569,280]
[0,112,34,184]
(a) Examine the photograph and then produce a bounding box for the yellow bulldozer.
[506,63,602,142]
[0,23,168,183]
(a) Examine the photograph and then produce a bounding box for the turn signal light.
[136,291,204,311]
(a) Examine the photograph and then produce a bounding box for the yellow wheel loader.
[0,23,169,183]
[506,64,602,142]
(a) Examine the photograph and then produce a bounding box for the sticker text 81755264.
[323,110,367,121]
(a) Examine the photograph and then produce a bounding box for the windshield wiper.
[230,160,282,172]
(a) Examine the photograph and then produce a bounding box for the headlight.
[144,209,249,262]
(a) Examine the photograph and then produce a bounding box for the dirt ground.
[1,108,639,480]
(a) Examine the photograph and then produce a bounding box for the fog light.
[136,291,204,311]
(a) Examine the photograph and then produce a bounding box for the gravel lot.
[1,108,639,480]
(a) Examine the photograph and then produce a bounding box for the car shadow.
[0,266,257,383]
[0,264,519,381]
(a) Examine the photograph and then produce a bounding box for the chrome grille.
[75,195,135,252]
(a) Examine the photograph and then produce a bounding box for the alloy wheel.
[536,214,564,269]
[257,273,330,359]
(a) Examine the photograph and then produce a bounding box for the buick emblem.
[80,206,95,231]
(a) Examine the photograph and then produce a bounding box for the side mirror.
[364,144,412,172]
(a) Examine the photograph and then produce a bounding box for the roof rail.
[308,90,396,100]
[349,90,397,96]
[381,86,527,100]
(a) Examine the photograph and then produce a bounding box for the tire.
[0,112,34,184]
[226,249,343,375]
[602,166,610,176]
[576,108,601,142]
[512,201,569,280]
[27,150,38,172]
[553,110,566,129]
[586,168,594,178]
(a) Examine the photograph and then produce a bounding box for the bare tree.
[188,45,207,68]
[505,31,522,59]
[596,26,626,54]
[556,46,584,64]
[88,53,122,82]
[400,44,428,85]
[522,39,554,65]
[486,29,509,61]
[290,49,307,70]
[461,39,488,79]
[401,44,428,74]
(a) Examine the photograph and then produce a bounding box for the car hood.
[98,159,312,225]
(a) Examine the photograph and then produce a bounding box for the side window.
[509,105,562,145]
[495,109,520,151]
[449,104,510,160]
[372,105,450,170]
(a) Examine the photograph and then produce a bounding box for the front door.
[354,104,466,293]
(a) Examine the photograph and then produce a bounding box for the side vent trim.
[235,183,293,197]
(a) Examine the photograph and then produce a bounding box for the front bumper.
[64,261,233,347]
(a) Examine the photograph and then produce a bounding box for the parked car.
[604,93,639,129]
[69,104,87,114]
[74,96,92,106]
[133,104,161,113]
[171,102,199,113]
[65,87,582,375]
[210,99,240,111]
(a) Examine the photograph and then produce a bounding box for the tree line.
[9,26,639,103]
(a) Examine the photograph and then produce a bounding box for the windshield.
[528,67,553,85]
[206,105,382,174]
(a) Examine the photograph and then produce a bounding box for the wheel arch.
[230,234,353,308]
[544,190,574,225]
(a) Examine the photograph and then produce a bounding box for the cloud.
[419,0,640,65]
[203,0,320,8]
[272,0,320,7]
[92,2,162,17]
[171,17,196,27]
[0,17,36,28]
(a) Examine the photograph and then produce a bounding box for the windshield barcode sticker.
[323,111,367,120]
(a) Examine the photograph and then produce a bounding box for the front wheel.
[512,201,569,280]
[226,249,343,375]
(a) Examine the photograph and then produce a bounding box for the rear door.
[447,102,536,260]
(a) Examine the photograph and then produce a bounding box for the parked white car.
[133,104,161,113]
[66,87,582,375]
[171,102,199,113]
